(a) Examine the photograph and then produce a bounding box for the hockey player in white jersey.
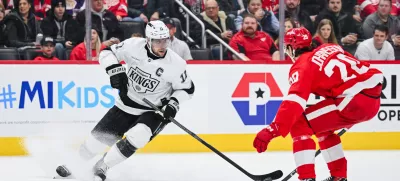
[55,20,195,181]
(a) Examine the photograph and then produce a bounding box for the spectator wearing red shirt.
[34,36,60,60]
[80,0,128,21]
[229,14,279,61]
[69,28,106,61]
[104,0,128,21]
[357,0,398,19]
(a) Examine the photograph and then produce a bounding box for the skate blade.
[53,175,75,179]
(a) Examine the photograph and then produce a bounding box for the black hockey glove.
[106,64,128,94]
[160,97,179,123]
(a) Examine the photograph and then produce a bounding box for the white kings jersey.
[99,37,195,115]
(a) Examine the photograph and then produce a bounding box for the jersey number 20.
[324,54,369,82]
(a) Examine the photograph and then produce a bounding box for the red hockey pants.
[290,85,382,179]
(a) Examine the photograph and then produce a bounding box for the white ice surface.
[0,150,398,181]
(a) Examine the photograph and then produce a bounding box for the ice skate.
[300,179,316,181]
[54,165,73,179]
[322,176,347,181]
[93,158,109,181]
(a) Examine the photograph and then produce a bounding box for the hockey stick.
[143,98,283,181]
[281,129,348,181]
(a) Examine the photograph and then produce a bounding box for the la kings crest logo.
[128,67,160,93]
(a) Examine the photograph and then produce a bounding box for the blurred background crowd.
[0,0,399,61]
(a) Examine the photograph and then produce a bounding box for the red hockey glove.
[253,123,281,153]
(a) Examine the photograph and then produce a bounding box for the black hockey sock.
[102,138,138,168]
[116,138,138,157]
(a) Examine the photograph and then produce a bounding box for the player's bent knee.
[124,123,153,149]
[317,132,340,143]
[116,138,137,157]
[136,111,164,133]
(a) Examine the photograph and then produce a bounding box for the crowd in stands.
[0,0,399,61]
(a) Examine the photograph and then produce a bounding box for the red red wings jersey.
[262,0,279,12]
[274,44,383,137]
[104,0,128,17]
[358,0,399,18]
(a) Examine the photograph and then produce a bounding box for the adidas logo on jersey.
[128,67,160,93]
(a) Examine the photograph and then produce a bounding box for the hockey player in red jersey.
[253,27,383,181]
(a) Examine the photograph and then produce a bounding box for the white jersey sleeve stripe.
[306,105,337,121]
[341,73,383,97]
[337,96,354,111]
[284,94,307,110]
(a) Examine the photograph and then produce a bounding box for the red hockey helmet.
[283,27,312,50]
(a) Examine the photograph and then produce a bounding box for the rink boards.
[0,61,399,155]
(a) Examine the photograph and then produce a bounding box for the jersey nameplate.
[311,45,344,71]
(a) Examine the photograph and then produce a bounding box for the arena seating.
[119,21,146,40]
[22,48,42,60]
[0,48,20,60]
[190,48,212,60]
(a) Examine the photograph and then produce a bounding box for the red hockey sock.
[293,135,316,179]
[317,132,347,178]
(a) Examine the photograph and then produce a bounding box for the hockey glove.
[253,122,281,153]
[106,64,128,94]
[160,97,179,123]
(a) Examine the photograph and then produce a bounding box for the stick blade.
[252,170,283,181]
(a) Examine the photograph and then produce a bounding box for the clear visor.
[284,45,296,62]
[151,38,171,49]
